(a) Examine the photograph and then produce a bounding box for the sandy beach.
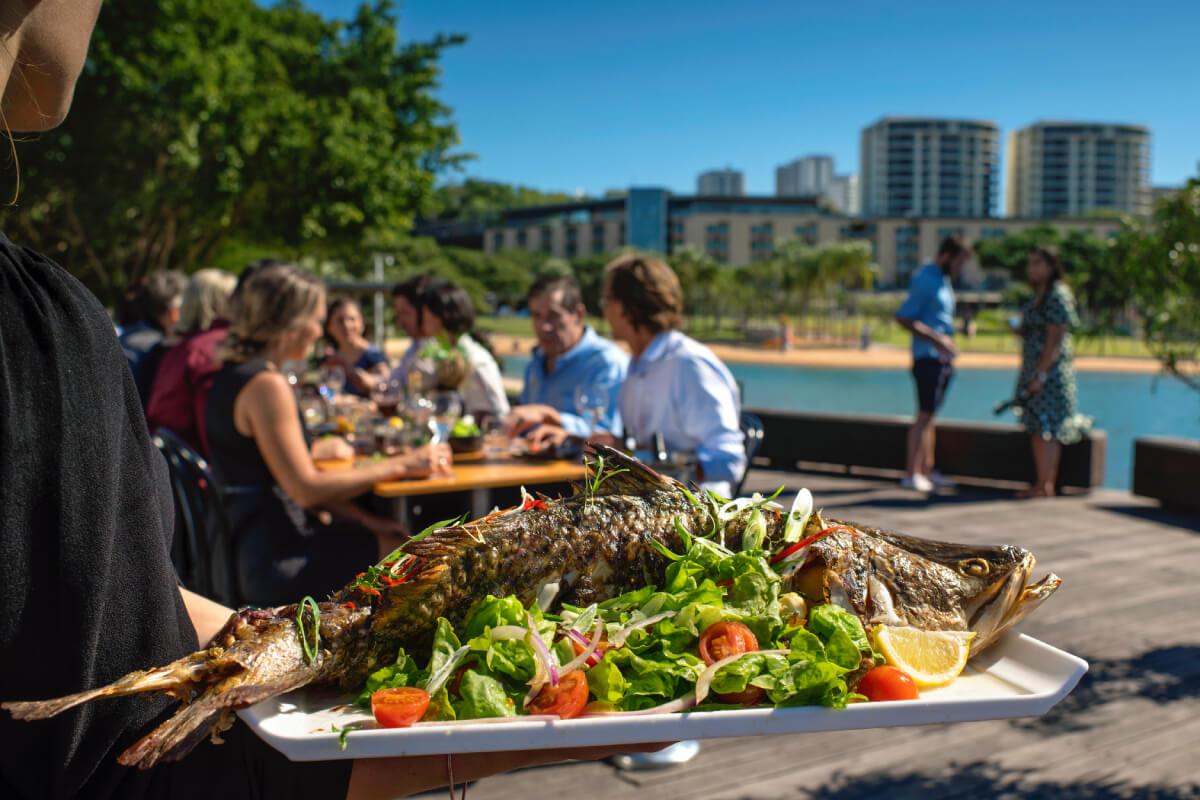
[459,335,1171,375]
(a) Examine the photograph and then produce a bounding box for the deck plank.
[462,474,1200,800]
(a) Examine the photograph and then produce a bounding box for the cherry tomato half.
[856,666,919,702]
[699,621,759,666]
[527,671,590,719]
[714,685,767,706]
[371,687,431,728]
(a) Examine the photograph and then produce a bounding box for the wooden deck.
[458,471,1200,800]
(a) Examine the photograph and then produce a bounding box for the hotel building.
[1006,121,1151,217]
[860,117,999,218]
[482,188,1119,289]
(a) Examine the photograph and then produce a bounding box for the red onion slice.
[558,618,605,676]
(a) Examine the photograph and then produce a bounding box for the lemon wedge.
[872,626,975,688]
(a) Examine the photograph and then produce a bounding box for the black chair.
[734,411,765,498]
[153,428,242,606]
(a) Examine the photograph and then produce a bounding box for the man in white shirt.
[601,254,745,499]
[389,274,431,391]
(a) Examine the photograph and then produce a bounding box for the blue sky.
[308,0,1198,200]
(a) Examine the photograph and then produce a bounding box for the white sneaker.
[928,469,957,489]
[612,740,701,770]
[900,474,934,492]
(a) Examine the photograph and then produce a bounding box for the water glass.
[431,391,463,442]
[482,419,509,460]
[574,383,610,437]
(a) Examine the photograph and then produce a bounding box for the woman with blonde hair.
[205,265,451,605]
[146,268,238,453]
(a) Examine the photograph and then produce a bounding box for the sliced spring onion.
[608,611,677,648]
[421,645,471,697]
[742,506,766,552]
[536,581,561,612]
[781,488,813,543]
[296,596,321,665]
[693,649,788,705]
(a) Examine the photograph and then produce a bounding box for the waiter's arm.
[180,587,236,647]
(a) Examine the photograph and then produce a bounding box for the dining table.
[315,452,588,526]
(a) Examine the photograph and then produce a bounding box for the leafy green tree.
[432,180,575,223]
[1,0,464,304]
[975,225,1125,330]
[1112,178,1200,391]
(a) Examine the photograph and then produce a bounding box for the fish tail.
[1,651,214,721]
[117,661,320,769]
[117,690,229,768]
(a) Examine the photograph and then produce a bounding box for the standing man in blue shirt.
[895,236,971,493]
[507,274,628,449]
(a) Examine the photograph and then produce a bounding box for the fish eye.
[958,558,991,578]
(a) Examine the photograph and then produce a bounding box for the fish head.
[817,523,1061,654]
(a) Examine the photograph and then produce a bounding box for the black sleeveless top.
[205,358,311,487]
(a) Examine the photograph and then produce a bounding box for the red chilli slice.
[770,526,859,565]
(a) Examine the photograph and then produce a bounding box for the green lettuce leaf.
[454,670,517,719]
[354,648,423,708]
[463,596,529,640]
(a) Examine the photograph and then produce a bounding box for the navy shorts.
[912,358,954,414]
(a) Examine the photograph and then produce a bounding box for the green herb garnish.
[296,596,321,665]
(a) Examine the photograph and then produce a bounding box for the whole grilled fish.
[2,446,1060,768]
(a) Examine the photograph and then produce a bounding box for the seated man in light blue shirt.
[600,254,745,499]
[508,275,628,449]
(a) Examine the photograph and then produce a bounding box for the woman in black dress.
[206,265,448,606]
[0,6,650,797]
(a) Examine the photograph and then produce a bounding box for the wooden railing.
[747,408,1107,490]
[1132,437,1200,510]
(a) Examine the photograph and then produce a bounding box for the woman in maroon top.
[145,269,236,453]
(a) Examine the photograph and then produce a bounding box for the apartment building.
[1006,121,1151,217]
[861,117,999,218]
[696,169,745,196]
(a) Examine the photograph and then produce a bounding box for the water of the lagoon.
[500,354,1200,490]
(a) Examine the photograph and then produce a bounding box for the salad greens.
[450,415,481,438]
[356,516,876,722]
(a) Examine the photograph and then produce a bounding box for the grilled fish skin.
[2,446,1060,768]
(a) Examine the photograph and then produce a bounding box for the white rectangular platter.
[238,632,1087,762]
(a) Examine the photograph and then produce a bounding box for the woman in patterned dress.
[1014,248,1092,497]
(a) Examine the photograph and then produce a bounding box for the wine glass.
[574,383,610,437]
[320,365,346,404]
[431,391,463,443]
[373,375,404,419]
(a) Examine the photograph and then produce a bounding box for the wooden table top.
[314,454,587,498]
